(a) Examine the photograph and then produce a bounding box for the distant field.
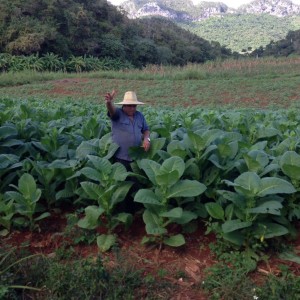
[0,56,300,108]
[1,56,300,300]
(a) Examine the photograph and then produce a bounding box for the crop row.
[0,97,299,251]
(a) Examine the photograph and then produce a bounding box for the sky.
[108,0,300,9]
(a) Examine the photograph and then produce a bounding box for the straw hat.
[115,91,145,105]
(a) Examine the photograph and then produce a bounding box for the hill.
[180,14,300,52]
[118,0,300,52]
[0,0,233,67]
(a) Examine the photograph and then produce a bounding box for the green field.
[1,56,300,108]
[1,57,300,300]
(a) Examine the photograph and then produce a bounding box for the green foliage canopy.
[0,0,232,67]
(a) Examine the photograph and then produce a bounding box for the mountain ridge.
[117,0,300,21]
[115,0,300,52]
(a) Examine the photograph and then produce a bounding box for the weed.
[0,246,46,299]
[201,251,257,300]
[64,213,97,245]
[256,265,300,300]
[45,255,109,300]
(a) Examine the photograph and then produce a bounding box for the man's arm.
[142,129,151,152]
[105,90,117,117]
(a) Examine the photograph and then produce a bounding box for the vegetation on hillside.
[251,29,300,57]
[179,14,300,53]
[0,0,233,67]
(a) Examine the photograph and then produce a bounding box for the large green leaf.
[34,212,51,222]
[113,212,133,226]
[97,234,116,252]
[255,222,289,239]
[48,159,73,169]
[98,133,119,159]
[167,180,206,198]
[129,138,166,160]
[87,155,111,175]
[139,159,160,185]
[147,138,166,158]
[134,189,163,205]
[222,219,252,233]
[163,234,185,247]
[203,166,220,186]
[172,210,198,225]
[156,170,179,187]
[257,127,280,139]
[185,131,205,152]
[111,162,128,181]
[159,207,182,218]
[279,251,300,265]
[78,205,104,229]
[257,177,296,197]
[243,150,269,173]
[0,125,17,140]
[18,174,40,201]
[248,200,283,215]
[0,154,19,169]
[217,141,238,159]
[143,209,166,235]
[5,191,24,203]
[80,182,104,200]
[75,140,98,159]
[104,143,119,160]
[223,231,245,246]
[205,202,224,220]
[233,172,261,197]
[1,139,25,147]
[217,190,246,209]
[111,182,133,207]
[159,156,185,179]
[167,140,187,159]
[80,167,102,182]
[280,151,300,180]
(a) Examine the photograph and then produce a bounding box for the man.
[105,90,150,214]
[105,90,151,170]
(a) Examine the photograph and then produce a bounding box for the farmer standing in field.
[105,90,150,213]
[104,90,151,170]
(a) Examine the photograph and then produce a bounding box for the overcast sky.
[108,0,300,8]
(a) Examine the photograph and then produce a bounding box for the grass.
[0,56,300,108]
[1,56,300,299]
[0,245,173,300]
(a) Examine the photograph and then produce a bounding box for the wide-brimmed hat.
[115,91,145,105]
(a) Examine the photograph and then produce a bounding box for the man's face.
[123,105,137,117]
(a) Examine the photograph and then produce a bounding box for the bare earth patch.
[3,212,300,299]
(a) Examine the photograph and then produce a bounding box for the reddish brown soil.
[2,78,300,298]
[3,212,300,299]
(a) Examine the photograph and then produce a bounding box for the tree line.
[0,0,234,69]
[250,29,300,57]
[179,14,300,53]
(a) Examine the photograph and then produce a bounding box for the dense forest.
[1,0,300,71]
[0,0,234,68]
[250,29,300,57]
[179,14,300,53]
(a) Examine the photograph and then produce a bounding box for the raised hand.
[105,90,116,104]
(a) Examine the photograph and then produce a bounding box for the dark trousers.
[114,158,143,214]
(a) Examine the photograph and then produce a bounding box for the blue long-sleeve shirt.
[109,108,149,161]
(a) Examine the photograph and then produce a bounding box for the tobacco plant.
[5,173,50,230]
[76,155,133,251]
[279,151,300,220]
[0,197,14,236]
[134,156,206,247]
[206,171,296,248]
